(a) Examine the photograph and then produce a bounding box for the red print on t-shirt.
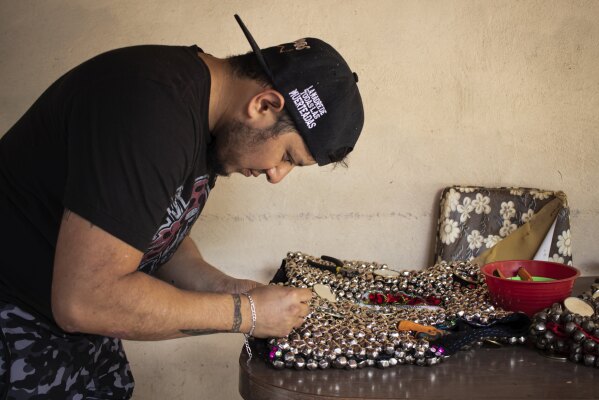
[138,175,210,274]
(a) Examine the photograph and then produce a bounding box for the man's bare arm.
[154,236,262,294]
[51,210,310,340]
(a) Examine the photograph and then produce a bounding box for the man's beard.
[206,140,228,177]
[207,117,293,177]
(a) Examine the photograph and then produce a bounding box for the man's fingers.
[296,288,313,302]
[299,303,310,317]
[248,285,314,338]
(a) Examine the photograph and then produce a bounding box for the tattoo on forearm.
[180,329,228,336]
[232,293,242,333]
[179,295,243,336]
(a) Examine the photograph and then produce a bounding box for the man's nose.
[265,163,294,184]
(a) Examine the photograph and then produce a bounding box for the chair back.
[433,186,572,265]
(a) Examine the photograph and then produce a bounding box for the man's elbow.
[51,294,91,333]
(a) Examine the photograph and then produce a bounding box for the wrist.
[211,274,233,293]
[236,294,251,334]
[231,293,243,333]
[241,292,256,336]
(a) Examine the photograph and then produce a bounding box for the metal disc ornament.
[313,284,337,303]
[563,297,594,317]
[373,269,400,278]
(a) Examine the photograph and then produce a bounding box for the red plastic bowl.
[481,260,580,316]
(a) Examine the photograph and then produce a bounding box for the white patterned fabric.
[434,186,572,265]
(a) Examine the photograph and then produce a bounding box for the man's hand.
[247,285,312,338]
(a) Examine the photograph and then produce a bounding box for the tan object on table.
[473,195,566,266]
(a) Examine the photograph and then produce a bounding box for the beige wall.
[1,1,598,399]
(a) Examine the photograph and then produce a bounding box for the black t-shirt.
[0,45,215,322]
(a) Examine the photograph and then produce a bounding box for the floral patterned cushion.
[434,186,572,265]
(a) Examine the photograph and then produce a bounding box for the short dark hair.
[227,51,271,87]
[328,147,350,167]
[227,52,349,167]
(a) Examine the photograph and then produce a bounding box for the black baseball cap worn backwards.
[234,14,364,166]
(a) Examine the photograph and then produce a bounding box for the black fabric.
[0,45,213,323]
[270,259,289,284]
[0,301,135,399]
[430,313,531,356]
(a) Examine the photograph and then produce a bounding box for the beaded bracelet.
[242,292,257,364]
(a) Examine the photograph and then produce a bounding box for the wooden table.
[239,276,598,399]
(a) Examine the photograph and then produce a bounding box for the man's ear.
[246,89,285,127]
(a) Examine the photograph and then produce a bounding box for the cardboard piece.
[473,195,565,266]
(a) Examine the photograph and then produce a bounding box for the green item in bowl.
[507,276,555,282]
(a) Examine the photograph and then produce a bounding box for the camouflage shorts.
[0,302,134,399]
